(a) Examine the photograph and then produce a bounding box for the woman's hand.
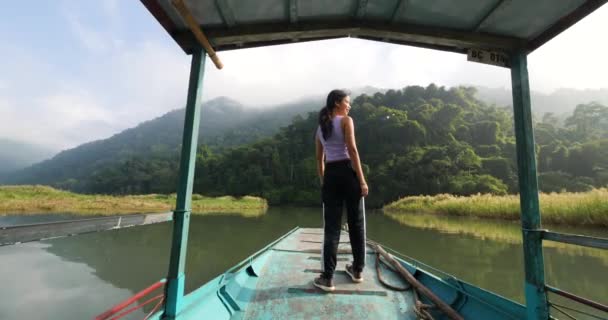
[360,182,369,197]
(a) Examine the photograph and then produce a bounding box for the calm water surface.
[0,208,606,319]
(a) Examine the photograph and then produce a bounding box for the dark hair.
[318,89,349,140]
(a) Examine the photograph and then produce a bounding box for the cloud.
[65,13,110,53]
[1,2,606,151]
[528,5,608,92]
[0,89,118,150]
[0,39,189,150]
[202,38,512,105]
[102,0,119,19]
[107,41,189,125]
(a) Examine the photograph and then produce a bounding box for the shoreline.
[383,188,608,227]
[0,185,268,217]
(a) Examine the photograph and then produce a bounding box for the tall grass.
[0,185,268,217]
[384,188,608,227]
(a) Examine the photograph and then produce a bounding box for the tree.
[565,102,608,139]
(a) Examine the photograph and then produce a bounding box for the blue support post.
[510,52,549,320]
[164,47,206,319]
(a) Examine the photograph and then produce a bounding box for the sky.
[1,1,607,151]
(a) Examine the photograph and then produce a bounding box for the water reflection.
[0,208,606,320]
[379,212,608,305]
[0,242,146,320]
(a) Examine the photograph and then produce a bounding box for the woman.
[313,89,369,292]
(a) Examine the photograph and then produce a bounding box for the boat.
[4,0,608,319]
[146,226,535,319]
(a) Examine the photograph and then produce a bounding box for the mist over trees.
[4,85,607,208]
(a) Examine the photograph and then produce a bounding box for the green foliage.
[0,185,267,215]
[538,172,594,193]
[5,86,608,208]
[385,188,608,227]
[481,157,513,183]
[565,102,608,140]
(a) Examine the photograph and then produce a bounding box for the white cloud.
[107,41,189,125]
[66,13,109,53]
[102,0,119,19]
[0,42,181,149]
[38,92,113,125]
[0,90,118,150]
[529,5,608,92]
[1,3,606,151]
[201,38,512,105]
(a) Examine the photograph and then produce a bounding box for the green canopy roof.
[141,0,606,54]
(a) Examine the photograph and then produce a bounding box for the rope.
[143,296,165,320]
[549,302,608,320]
[376,252,410,291]
[413,289,436,320]
[550,303,580,320]
[373,246,440,320]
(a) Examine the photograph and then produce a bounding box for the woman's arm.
[343,116,369,196]
[315,135,325,185]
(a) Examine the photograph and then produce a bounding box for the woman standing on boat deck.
[313,89,369,292]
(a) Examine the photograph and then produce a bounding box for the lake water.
[1,207,606,319]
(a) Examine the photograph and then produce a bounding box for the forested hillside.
[1,96,321,187]
[5,85,607,208]
[191,85,607,207]
[1,86,383,185]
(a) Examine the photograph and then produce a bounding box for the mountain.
[0,139,55,176]
[5,85,605,195]
[475,86,608,117]
[1,95,322,187]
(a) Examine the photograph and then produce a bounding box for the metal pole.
[510,51,549,320]
[164,47,206,318]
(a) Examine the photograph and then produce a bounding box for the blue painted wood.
[543,230,608,250]
[150,228,526,320]
[510,52,549,320]
[165,47,207,319]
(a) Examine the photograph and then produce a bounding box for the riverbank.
[383,188,608,227]
[0,185,268,216]
[383,212,608,263]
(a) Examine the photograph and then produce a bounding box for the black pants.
[321,160,366,279]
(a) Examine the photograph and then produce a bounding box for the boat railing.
[94,279,166,320]
[538,230,608,250]
[528,229,608,317]
[3,214,607,318]
[376,229,608,318]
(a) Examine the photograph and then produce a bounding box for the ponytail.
[318,89,349,140]
[318,106,332,140]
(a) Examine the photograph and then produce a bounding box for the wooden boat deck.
[241,228,417,319]
[159,228,418,319]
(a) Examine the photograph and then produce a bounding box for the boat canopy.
[142,0,605,54]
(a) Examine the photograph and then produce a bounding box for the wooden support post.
[510,51,549,320]
[164,47,206,319]
[172,0,223,69]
